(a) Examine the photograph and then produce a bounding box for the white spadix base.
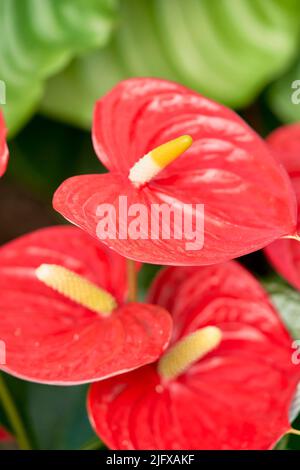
[129,153,161,187]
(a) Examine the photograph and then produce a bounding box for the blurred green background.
[1,0,300,450]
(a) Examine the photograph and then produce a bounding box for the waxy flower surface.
[54,78,297,266]
[265,124,300,290]
[0,111,8,177]
[88,262,300,450]
[0,226,172,384]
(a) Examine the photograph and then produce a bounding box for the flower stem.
[80,437,103,450]
[127,259,137,302]
[0,373,31,450]
[288,427,300,437]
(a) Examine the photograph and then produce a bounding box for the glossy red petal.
[0,112,8,177]
[54,166,295,265]
[88,262,300,450]
[265,124,300,290]
[0,226,172,384]
[265,124,300,181]
[265,238,300,291]
[55,78,297,265]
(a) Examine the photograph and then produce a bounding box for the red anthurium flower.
[53,78,296,266]
[0,426,13,442]
[0,111,8,177]
[0,226,172,385]
[264,124,300,290]
[88,262,300,450]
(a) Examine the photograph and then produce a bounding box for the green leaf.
[0,374,32,443]
[262,275,300,339]
[41,0,300,128]
[7,114,106,200]
[0,375,98,449]
[27,383,96,450]
[41,44,125,129]
[138,264,162,301]
[0,0,118,135]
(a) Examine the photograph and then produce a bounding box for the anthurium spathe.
[0,426,13,442]
[53,78,297,266]
[88,261,300,450]
[0,111,8,177]
[0,225,172,385]
[264,124,300,290]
